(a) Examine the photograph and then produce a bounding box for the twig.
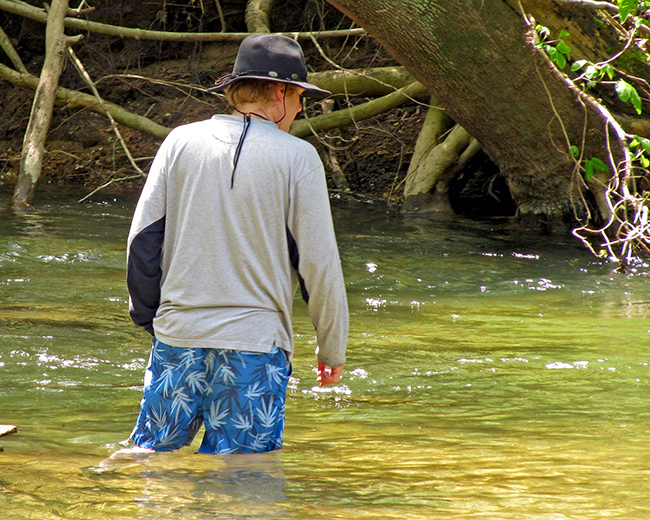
[213,0,226,33]
[574,28,638,84]
[96,73,214,106]
[67,0,93,16]
[78,173,143,203]
[66,47,145,180]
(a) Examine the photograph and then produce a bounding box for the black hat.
[208,34,331,99]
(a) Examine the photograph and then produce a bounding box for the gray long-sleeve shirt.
[127,115,348,367]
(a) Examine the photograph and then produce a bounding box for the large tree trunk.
[13,0,76,206]
[326,0,623,224]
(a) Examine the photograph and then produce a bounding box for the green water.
[1,190,649,519]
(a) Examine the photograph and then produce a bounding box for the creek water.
[0,189,649,519]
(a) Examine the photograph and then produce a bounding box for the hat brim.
[208,74,331,99]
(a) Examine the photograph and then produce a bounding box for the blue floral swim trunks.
[130,338,291,454]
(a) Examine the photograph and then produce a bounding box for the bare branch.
[67,0,94,16]
[77,173,143,203]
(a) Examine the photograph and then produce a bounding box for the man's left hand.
[316,360,344,386]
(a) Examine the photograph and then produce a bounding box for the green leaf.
[591,157,608,174]
[640,138,650,155]
[570,145,580,158]
[642,156,650,168]
[616,79,632,102]
[556,41,571,55]
[584,157,608,181]
[616,79,643,114]
[571,59,588,71]
[630,86,643,114]
[559,29,570,39]
[603,64,615,80]
[619,0,636,22]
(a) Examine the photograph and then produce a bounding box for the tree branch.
[290,81,430,138]
[0,62,171,138]
[0,0,365,42]
[213,0,226,33]
[308,66,417,96]
[245,0,275,33]
[0,23,26,73]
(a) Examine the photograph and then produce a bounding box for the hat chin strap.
[233,86,288,125]
[230,88,288,188]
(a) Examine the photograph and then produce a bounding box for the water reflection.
[88,452,290,519]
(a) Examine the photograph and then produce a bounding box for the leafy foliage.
[535,1,650,264]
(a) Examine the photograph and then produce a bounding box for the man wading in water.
[124,34,349,455]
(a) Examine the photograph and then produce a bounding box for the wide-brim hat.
[208,34,331,99]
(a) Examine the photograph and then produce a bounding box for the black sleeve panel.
[127,216,166,335]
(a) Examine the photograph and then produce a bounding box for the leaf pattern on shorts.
[131,339,290,454]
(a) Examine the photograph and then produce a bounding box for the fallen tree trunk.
[14,0,78,206]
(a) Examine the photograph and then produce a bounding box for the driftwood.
[0,424,17,451]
